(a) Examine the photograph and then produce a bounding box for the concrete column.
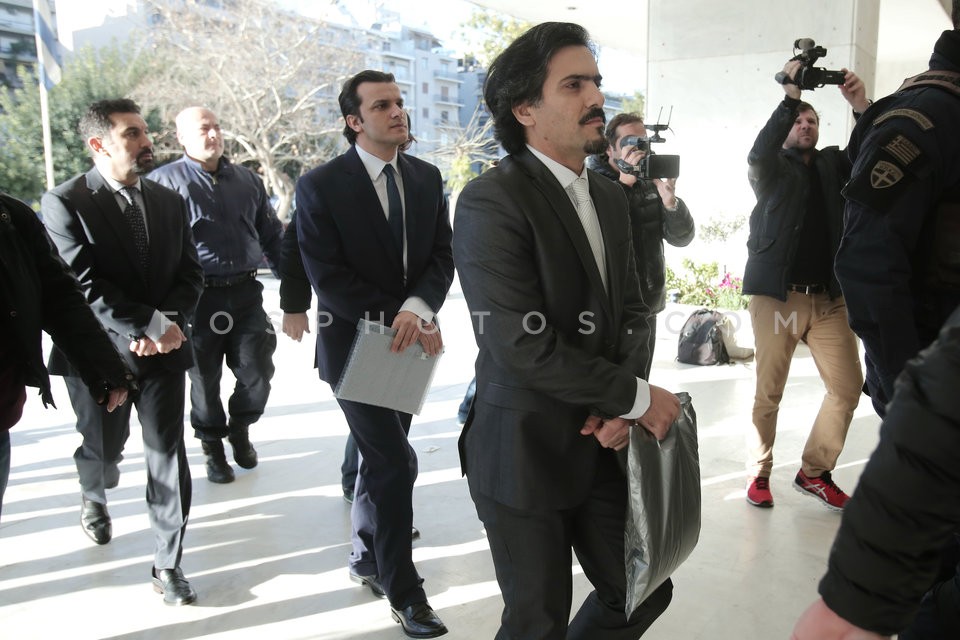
[644,0,880,271]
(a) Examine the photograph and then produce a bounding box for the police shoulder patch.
[872,108,934,130]
[843,130,929,214]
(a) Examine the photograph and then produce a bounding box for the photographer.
[742,58,869,512]
[589,112,694,378]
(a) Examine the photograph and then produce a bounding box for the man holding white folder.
[296,70,454,638]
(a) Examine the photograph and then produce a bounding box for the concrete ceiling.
[467,0,951,60]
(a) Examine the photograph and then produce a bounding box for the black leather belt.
[787,283,826,295]
[204,270,256,288]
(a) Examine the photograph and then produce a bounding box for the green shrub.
[665,259,749,310]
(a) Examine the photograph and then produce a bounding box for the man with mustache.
[454,22,680,639]
[742,60,869,512]
[42,99,204,605]
[150,107,282,485]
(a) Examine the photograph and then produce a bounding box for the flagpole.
[33,0,61,192]
[39,79,55,191]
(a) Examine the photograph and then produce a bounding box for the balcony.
[433,95,463,106]
[432,70,462,82]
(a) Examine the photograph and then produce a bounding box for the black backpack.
[677,308,730,366]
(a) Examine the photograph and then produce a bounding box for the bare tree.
[138,0,364,220]
[423,105,498,195]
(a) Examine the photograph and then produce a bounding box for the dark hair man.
[41,98,204,605]
[0,191,133,519]
[589,112,695,377]
[149,106,283,484]
[792,3,960,637]
[742,59,870,512]
[453,22,681,639]
[295,70,453,638]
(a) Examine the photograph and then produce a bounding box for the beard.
[134,150,155,174]
[583,127,607,155]
[580,107,608,155]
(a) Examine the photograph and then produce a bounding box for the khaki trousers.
[747,293,863,478]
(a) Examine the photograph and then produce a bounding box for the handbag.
[624,391,701,614]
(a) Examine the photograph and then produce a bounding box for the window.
[422,82,428,94]
[422,107,429,118]
[441,86,449,100]
[441,111,449,122]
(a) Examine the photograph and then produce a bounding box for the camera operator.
[588,112,694,378]
[742,59,870,512]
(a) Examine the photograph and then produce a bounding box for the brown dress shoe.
[80,496,112,545]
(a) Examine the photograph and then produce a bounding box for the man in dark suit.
[296,70,453,638]
[453,23,681,639]
[42,99,204,606]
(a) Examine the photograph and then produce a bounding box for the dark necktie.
[119,186,150,270]
[382,164,404,252]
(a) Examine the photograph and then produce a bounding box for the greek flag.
[32,0,62,89]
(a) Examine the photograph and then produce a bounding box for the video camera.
[614,107,680,179]
[775,38,846,90]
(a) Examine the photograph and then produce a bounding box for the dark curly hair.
[483,22,596,155]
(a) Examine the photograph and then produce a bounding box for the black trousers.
[189,279,277,440]
[471,451,673,640]
[336,396,424,609]
[66,370,191,570]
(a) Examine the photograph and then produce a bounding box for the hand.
[838,69,871,113]
[654,177,678,209]
[416,321,443,356]
[791,598,890,640]
[129,337,158,357]
[617,145,647,187]
[282,312,310,342]
[103,388,128,412]
[781,60,803,99]
[390,310,442,356]
[155,323,187,354]
[580,415,632,450]
[636,385,680,440]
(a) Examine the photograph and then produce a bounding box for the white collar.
[355,143,399,181]
[526,144,588,190]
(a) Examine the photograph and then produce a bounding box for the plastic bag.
[624,391,701,614]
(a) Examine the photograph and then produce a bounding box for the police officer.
[823,5,960,636]
[151,107,283,483]
[836,16,960,419]
[589,112,695,379]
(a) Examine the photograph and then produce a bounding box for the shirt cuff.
[400,296,435,324]
[145,310,168,342]
[620,378,651,420]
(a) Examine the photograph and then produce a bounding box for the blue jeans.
[0,429,10,520]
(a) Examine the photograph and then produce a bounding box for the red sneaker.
[746,476,773,508]
[794,470,849,511]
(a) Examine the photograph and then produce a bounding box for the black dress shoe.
[152,567,198,606]
[411,526,421,542]
[349,569,386,598]
[390,601,448,638]
[80,497,112,545]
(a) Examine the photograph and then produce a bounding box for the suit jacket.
[453,149,652,511]
[41,167,204,377]
[295,146,454,384]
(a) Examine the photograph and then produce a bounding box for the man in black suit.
[296,70,453,638]
[42,99,204,606]
[453,23,681,639]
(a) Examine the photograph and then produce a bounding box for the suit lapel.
[344,146,403,264]
[86,169,148,281]
[516,151,612,316]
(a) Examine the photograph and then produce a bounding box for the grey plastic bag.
[624,391,701,614]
